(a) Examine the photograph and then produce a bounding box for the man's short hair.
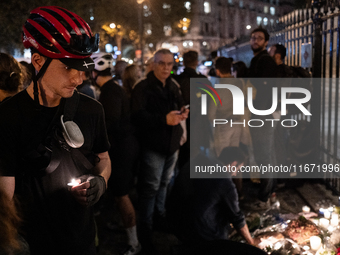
[218,147,247,166]
[114,60,128,77]
[273,44,286,60]
[154,48,173,62]
[96,68,112,77]
[251,27,270,41]
[183,51,198,67]
[215,57,232,74]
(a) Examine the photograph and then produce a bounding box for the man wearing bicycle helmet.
[0,6,111,255]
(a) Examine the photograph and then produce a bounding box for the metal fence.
[271,6,340,193]
[222,4,340,193]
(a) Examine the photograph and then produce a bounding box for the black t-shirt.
[0,90,110,255]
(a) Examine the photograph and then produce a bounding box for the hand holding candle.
[69,179,91,206]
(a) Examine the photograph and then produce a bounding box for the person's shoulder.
[78,92,103,112]
[0,90,29,113]
[133,77,149,91]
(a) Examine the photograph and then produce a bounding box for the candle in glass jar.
[302,206,310,213]
[310,236,322,251]
[331,217,339,226]
[319,218,329,228]
[324,210,331,219]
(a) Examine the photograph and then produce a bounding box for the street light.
[110,23,116,29]
[137,0,144,65]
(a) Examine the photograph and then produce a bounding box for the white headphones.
[60,115,84,148]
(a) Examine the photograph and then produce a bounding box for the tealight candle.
[310,236,322,251]
[302,206,311,213]
[324,210,331,219]
[319,218,330,228]
[67,178,80,187]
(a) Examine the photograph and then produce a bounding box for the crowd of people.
[0,5,305,255]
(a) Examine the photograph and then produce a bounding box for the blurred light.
[183,42,188,47]
[179,57,183,61]
[202,41,207,46]
[117,25,121,29]
[170,46,179,53]
[136,0,144,4]
[185,1,191,11]
[183,18,187,22]
[24,49,31,59]
[113,46,118,51]
[189,41,193,47]
[246,25,251,29]
[105,44,113,52]
[128,60,134,64]
[110,23,116,29]
[146,29,152,35]
[149,43,153,47]
[115,50,121,55]
[90,16,94,21]
[183,26,187,31]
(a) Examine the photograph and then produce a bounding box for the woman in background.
[0,53,23,103]
[122,64,141,98]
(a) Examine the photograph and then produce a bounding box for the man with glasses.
[131,48,189,253]
[247,27,278,211]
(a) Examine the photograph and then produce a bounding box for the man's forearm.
[93,151,111,187]
[237,224,254,245]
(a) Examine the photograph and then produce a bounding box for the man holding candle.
[0,6,111,255]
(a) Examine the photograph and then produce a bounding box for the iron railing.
[221,2,340,193]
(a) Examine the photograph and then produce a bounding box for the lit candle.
[310,236,322,251]
[302,206,311,213]
[331,217,339,227]
[332,212,338,220]
[319,218,330,229]
[67,178,80,187]
[319,208,325,215]
[324,210,331,219]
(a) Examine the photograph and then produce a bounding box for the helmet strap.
[33,58,52,107]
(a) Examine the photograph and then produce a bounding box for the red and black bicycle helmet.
[23,6,99,107]
[23,6,99,61]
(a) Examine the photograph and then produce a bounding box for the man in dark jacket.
[247,27,278,210]
[131,48,189,252]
